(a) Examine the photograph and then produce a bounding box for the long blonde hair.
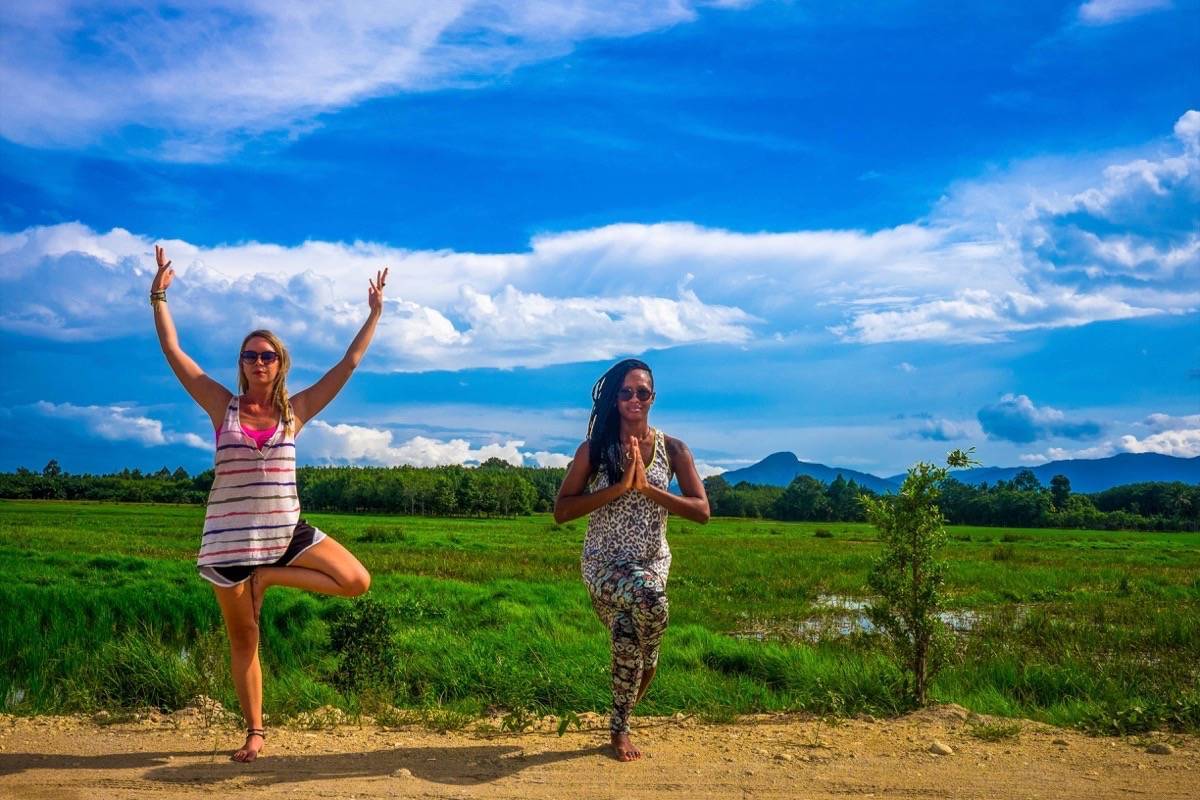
[237,329,293,431]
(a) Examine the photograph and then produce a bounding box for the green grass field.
[1,500,1197,733]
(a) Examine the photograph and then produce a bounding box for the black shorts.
[197,519,326,587]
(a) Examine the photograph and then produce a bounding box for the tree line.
[0,459,564,517]
[703,470,1199,531]
[703,473,873,521]
[2,460,1196,530]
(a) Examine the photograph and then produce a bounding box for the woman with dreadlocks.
[554,358,710,762]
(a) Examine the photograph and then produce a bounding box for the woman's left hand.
[368,267,388,314]
[632,444,650,494]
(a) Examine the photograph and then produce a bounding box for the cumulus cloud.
[1118,429,1200,457]
[0,223,754,368]
[1020,110,1200,287]
[833,287,1160,344]
[1119,412,1200,457]
[901,417,977,442]
[1077,0,1172,25]
[694,462,727,478]
[525,450,573,469]
[828,109,1199,342]
[1141,412,1200,432]
[0,2,732,158]
[977,394,1103,443]
[1,112,1196,360]
[1018,409,1200,462]
[302,420,573,467]
[1018,443,1116,464]
[30,401,211,450]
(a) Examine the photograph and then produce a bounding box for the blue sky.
[0,0,1197,477]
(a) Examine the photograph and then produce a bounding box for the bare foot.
[635,665,657,704]
[231,730,265,763]
[249,571,265,622]
[611,732,641,762]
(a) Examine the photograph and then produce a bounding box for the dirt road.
[0,707,1193,799]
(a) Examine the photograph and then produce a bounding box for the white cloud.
[1077,0,1172,25]
[0,2,730,159]
[1119,412,1200,457]
[1019,409,1200,462]
[1016,111,1200,286]
[694,462,727,478]
[1018,443,1118,464]
[30,401,211,450]
[525,450,573,468]
[0,223,755,368]
[0,112,1196,359]
[1142,412,1200,432]
[978,394,1103,443]
[832,287,1163,344]
[302,419,575,467]
[901,417,978,442]
[1119,429,1200,457]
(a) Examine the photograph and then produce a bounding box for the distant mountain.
[718,451,1200,496]
[719,452,900,495]
[928,453,1200,494]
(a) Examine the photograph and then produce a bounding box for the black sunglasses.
[617,387,653,402]
[240,350,279,365]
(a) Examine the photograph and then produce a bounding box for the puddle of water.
[817,594,870,612]
[733,594,984,643]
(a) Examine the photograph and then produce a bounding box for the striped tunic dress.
[197,397,322,584]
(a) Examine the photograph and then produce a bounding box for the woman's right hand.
[153,245,174,293]
[620,435,640,492]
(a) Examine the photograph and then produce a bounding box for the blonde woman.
[150,245,386,762]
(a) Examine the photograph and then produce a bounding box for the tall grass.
[1,500,1197,732]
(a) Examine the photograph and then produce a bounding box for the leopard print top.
[581,428,672,583]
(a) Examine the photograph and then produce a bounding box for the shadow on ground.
[3,743,607,787]
[0,750,212,777]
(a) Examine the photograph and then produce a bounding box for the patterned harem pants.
[585,561,670,735]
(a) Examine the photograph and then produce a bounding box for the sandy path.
[0,708,1193,799]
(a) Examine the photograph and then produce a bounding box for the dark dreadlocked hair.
[587,358,653,485]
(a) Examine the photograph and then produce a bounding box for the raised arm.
[151,245,232,429]
[639,435,710,523]
[290,268,387,431]
[554,439,637,523]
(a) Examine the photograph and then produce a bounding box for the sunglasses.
[240,350,279,365]
[617,387,653,402]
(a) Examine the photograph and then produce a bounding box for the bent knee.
[649,592,670,622]
[635,591,669,625]
[636,585,668,611]
[342,569,371,597]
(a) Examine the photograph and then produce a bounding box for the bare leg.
[212,582,264,763]
[250,536,370,619]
